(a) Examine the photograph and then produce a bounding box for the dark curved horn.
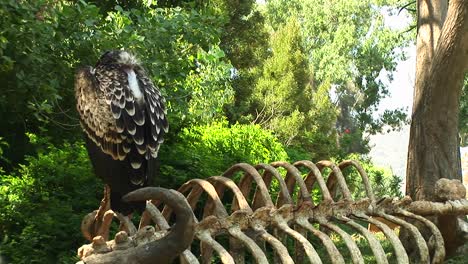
[124,187,196,263]
[80,187,195,264]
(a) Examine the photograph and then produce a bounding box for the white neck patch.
[125,69,143,101]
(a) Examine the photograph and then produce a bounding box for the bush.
[158,121,288,188]
[0,141,101,263]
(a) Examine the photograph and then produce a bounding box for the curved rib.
[228,226,269,264]
[294,160,333,202]
[316,160,352,201]
[375,213,429,263]
[255,163,293,207]
[207,176,253,213]
[272,205,323,264]
[271,161,312,205]
[295,216,346,264]
[320,221,365,264]
[354,213,409,264]
[222,163,274,208]
[338,160,376,203]
[197,230,235,264]
[396,209,446,263]
[337,215,389,264]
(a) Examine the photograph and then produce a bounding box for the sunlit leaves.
[265,0,412,134]
[0,141,99,263]
[0,0,231,163]
[185,46,234,124]
[158,121,288,188]
[252,18,312,143]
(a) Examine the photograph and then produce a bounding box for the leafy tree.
[182,46,234,125]
[265,0,411,137]
[300,80,341,160]
[251,18,312,143]
[247,17,341,160]
[210,0,270,124]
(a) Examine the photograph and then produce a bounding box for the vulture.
[75,50,168,215]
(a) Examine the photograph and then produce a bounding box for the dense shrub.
[0,141,100,263]
[158,121,288,188]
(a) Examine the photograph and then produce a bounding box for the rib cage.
[78,159,468,264]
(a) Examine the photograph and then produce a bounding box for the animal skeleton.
[77,160,468,264]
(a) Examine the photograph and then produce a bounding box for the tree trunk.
[406,0,468,255]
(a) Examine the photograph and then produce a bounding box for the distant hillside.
[369,125,410,190]
[369,125,468,195]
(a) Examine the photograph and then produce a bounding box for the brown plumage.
[75,50,168,214]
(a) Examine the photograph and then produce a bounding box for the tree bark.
[407,0,468,200]
[406,0,468,255]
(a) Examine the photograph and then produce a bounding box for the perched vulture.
[75,50,168,214]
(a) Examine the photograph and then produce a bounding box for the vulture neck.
[125,68,144,103]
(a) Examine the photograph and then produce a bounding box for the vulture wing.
[75,66,128,161]
[75,64,168,186]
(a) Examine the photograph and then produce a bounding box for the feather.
[122,140,131,153]
[75,51,168,214]
[118,94,126,108]
[133,103,145,126]
[129,146,143,169]
[111,101,122,119]
[115,118,124,133]
[133,125,145,145]
[136,143,146,155]
[125,102,136,116]
[125,88,134,102]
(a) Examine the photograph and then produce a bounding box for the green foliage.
[248,18,342,159]
[0,0,231,166]
[301,81,341,160]
[252,18,312,142]
[207,0,268,69]
[265,0,411,136]
[213,0,270,124]
[158,121,288,188]
[0,140,100,263]
[339,153,402,200]
[183,46,234,125]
